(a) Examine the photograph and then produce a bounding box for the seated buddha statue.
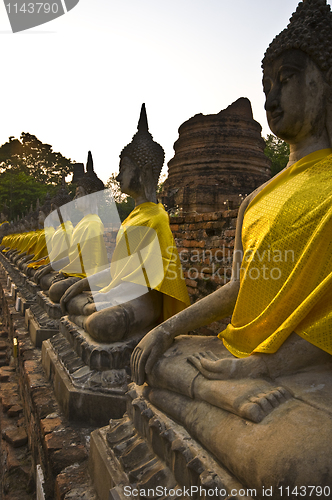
[24,179,73,275]
[7,216,35,262]
[130,0,332,493]
[18,203,54,270]
[59,104,190,342]
[13,196,53,267]
[34,152,109,302]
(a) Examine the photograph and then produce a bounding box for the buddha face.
[117,157,143,198]
[263,49,329,144]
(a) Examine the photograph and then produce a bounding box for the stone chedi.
[91,1,332,498]
[161,97,271,213]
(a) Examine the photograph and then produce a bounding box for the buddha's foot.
[195,377,292,423]
[188,350,268,380]
[239,386,291,422]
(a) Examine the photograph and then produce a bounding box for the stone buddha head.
[74,151,105,214]
[262,0,332,149]
[51,177,72,212]
[50,177,72,223]
[75,151,105,197]
[117,103,165,204]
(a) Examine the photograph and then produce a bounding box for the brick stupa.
[161,98,271,213]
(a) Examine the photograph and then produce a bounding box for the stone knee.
[27,268,36,278]
[85,306,129,343]
[49,279,72,303]
[39,272,57,290]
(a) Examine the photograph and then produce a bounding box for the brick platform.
[0,264,98,500]
[170,209,237,335]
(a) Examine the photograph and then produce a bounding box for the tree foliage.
[0,170,50,221]
[106,173,128,203]
[0,133,73,183]
[106,173,135,221]
[0,133,74,221]
[264,134,290,177]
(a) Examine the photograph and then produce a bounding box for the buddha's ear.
[326,68,332,102]
[141,163,157,204]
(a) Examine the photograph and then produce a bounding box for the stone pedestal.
[88,335,332,500]
[0,252,37,315]
[41,317,151,426]
[0,251,61,346]
[89,384,251,500]
[0,251,154,427]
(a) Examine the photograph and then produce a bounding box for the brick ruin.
[160,97,271,214]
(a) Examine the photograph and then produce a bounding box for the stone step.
[89,387,253,500]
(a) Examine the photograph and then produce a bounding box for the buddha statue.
[8,210,42,264]
[7,217,29,259]
[24,178,73,274]
[16,197,54,270]
[34,152,109,302]
[129,0,332,494]
[59,104,190,343]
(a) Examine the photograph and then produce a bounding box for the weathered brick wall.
[169,208,238,336]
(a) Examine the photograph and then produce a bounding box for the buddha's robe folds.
[60,214,109,284]
[220,148,332,357]
[19,231,39,255]
[14,233,28,252]
[1,234,18,252]
[27,227,55,267]
[25,231,42,256]
[5,233,23,252]
[27,221,74,269]
[98,202,190,320]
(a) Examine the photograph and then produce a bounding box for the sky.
[0,0,330,184]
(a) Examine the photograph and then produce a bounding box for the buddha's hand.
[34,263,52,284]
[131,325,175,386]
[60,278,89,314]
[188,351,268,380]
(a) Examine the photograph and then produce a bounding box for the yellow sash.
[27,227,55,264]
[28,221,74,269]
[99,202,190,321]
[61,213,109,281]
[220,149,332,357]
